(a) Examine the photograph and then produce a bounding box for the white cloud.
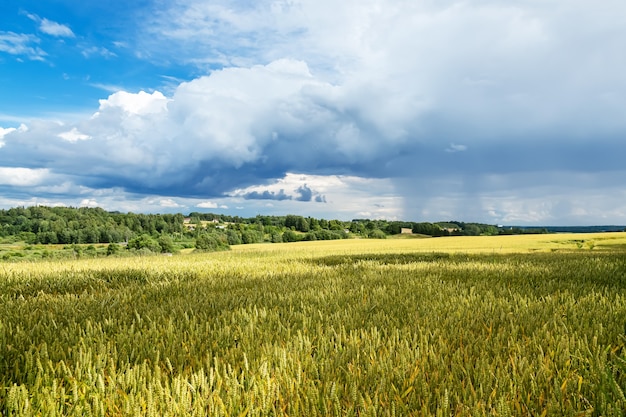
[0,127,16,147]
[80,199,99,208]
[89,83,125,93]
[158,198,183,208]
[197,201,218,209]
[81,46,116,59]
[96,90,169,115]
[58,127,91,142]
[39,18,74,37]
[230,173,402,219]
[0,167,50,186]
[0,32,46,60]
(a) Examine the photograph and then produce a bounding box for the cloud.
[0,127,16,147]
[79,199,99,208]
[243,189,292,201]
[197,201,218,208]
[81,46,116,59]
[445,143,467,153]
[89,83,126,93]
[197,201,228,209]
[228,173,398,218]
[58,128,91,143]
[0,167,50,186]
[96,90,169,115]
[157,198,184,208]
[295,184,312,202]
[26,13,74,38]
[39,18,74,38]
[0,32,46,60]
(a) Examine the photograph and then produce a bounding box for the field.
[1,233,625,416]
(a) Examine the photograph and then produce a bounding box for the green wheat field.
[1,233,626,416]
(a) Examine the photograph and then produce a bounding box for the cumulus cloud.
[0,127,17,137]
[79,199,99,208]
[96,90,169,115]
[196,201,229,209]
[157,198,183,208]
[0,127,16,148]
[197,201,218,209]
[58,128,91,143]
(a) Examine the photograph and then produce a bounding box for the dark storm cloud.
[243,189,291,201]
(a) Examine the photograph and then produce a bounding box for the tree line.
[0,206,531,255]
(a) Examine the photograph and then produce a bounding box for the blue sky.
[1,0,626,225]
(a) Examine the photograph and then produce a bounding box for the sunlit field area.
[1,233,625,416]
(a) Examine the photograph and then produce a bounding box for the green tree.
[296,217,310,232]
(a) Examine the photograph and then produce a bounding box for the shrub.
[106,243,121,256]
[128,234,161,253]
[226,229,242,245]
[195,233,230,251]
[368,229,387,239]
[282,230,300,242]
[157,235,175,253]
[271,232,283,243]
[241,230,263,244]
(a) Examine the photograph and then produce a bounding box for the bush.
[368,229,387,239]
[107,243,121,256]
[195,233,230,252]
[157,235,175,253]
[84,245,98,257]
[128,234,161,253]
[226,229,242,245]
[282,230,300,242]
[241,230,263,244]
[271,232,283,243]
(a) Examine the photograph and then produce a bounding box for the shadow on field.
[599,243,626,251]
[3,268,183,299]
[307,252,453,266]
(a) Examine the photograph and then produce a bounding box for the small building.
[400,228,413,234]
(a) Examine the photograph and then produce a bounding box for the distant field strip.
[233,231,626,254]
[1,234,625,416]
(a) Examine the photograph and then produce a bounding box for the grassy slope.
[1,234,625,416]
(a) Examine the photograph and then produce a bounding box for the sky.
[1,0,626,225]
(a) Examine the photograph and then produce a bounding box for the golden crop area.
[1,233,625,416]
